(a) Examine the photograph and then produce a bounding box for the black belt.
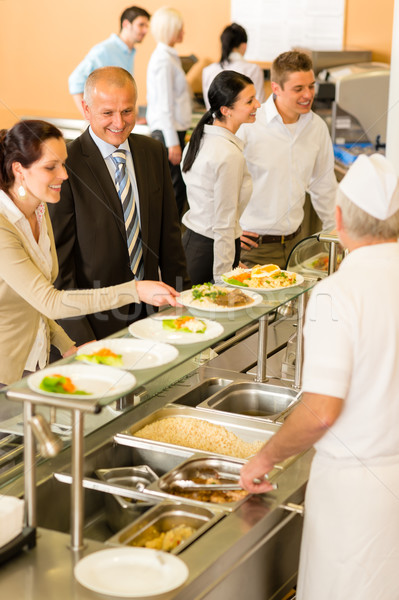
[259,226,301,244]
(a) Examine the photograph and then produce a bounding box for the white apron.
[296,452,399,600]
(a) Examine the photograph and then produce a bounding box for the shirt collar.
[109,33,136,56]
[203,124,244,151]
[89,127,131,159]
[264,93,313,128]
[228,51,244,62]
[0,189,25,224]
[157,42,179,58]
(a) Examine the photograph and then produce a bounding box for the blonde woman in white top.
[146,7,192,219]
[202,23,266,111]
[181,70,260,284]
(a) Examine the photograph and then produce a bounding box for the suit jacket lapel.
[79,129,127,244]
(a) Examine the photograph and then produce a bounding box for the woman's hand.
[62,345,77,358]
[135,281,182,307]
[168,144,182,165]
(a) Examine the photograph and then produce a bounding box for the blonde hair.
[150,6,183,45]
[337,187,399,240]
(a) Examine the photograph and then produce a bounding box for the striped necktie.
[110,150,144,280]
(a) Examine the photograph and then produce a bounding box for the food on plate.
[189,283,254,309]
[309,254,342,271]
[162,316,207,334]
[129,523,195,552]
[76,347,123,367]
[133,416,264,459]
[39,374,90,395]
[223,264,298,289]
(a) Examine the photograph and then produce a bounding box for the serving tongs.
[169,479,243,492]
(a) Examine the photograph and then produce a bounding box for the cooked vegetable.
[162,316,207,334]
[76,347,123,367]
[39,374,90,395]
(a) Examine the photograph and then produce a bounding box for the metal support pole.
[70,409,85,551]
[293,294,305,390]
[255,315,268,382]
[23,401,36,527]
[328,241,337,275]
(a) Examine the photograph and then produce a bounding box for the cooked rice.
[133,417,264,459]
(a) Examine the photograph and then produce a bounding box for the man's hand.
[240,231,260,251]
[168,145,182,166]
[135,280,182,307]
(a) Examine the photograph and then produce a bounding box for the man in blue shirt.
[69,6,150,114]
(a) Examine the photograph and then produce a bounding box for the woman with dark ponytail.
[181,70,260,285]
[202,23,266,111]
[0,120,180,386]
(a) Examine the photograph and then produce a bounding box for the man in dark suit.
[49,66,189,345]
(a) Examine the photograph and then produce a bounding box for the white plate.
[222,271,304,292]
[74,547,189,597]
[179,288,263,313]
[76,338,178,370]
[27,364,136,400]
[129,316,224,345]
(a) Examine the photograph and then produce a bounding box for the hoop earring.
[17,184,26,199]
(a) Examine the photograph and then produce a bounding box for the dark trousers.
[151,130,187,220]
[182,228,241,285]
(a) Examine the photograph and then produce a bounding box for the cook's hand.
[136,280,182,307]
[241,231,259,251]
[168,145,182,165]
[239,454,276,494]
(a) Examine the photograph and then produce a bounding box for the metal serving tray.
[107,501,224,554]
[171,377,236,408]
[95,466,159,533]
[115,405,281,460]
[196,382,299,421]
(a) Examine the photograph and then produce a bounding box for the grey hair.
[336,186,399,240]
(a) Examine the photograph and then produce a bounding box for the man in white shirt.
[237,50,337,268]
[69,6,150,115]
[240,154,399,600]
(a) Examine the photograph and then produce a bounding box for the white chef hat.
[339,153,399,220]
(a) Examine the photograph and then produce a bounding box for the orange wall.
[345,0,394,62]
[0,0,394,129]
[0,0,230,128]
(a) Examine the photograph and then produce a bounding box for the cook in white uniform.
[240,153,399,600]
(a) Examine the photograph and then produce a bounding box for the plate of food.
[76,339,179,370]
[222,264,304,291]
[129,315,224,345]
[27,364,136,400]
[74,547,189,597]
[179,283,263,312]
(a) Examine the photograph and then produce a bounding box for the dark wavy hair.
[220,23,247,66]
[0,120,63,193]
[182,70,253,173]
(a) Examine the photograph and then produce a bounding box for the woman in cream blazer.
[0,120,179,385]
